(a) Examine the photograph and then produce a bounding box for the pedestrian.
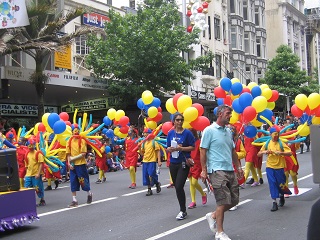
[16,137,28,188]
[257,125,292,212]
[95,139,108,183]
[140,128,162,196]
[200,105,243,240]
[166,113,195,220]
[66,124,93,207]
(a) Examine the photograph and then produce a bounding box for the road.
[1,150,319,240]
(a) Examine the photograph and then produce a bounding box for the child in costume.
[95,139,108,183]
[16,137,28,188]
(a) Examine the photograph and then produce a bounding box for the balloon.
[307,93,320,110]
[251,118,263,127]
[165,98,177,114]
[183,107,198,122]
[151,97,161,108]
[48,113,60,129]
[312,117,320,125]
[247,82,258,90]
[251,96,267,113]
[173,93,184,110]
[147,120,157,129]
[224,95,232,106]
[152,112,163,122]
[232,98,244,114]
[315,106,320,117]
[59,112,69,121]
[231,82,243,95]
[137,98,145,110]
[251,86,261,98]
[257,109,273,123]
[42,113,50,126]
[260,84,269,90]
[148,106,158,118]
[120,125,129,134]
[295,94,308,110]
[244,125,257,138]
[106,129,114,138]
[118,116,130,126]
[114,127,120,136]
[38,123,46,133]
[217,98,224,106]
[65,121,72,127]
[299,113,309,124]
[231,78,240,84]
[268,90,279,102]
[105,146,111,153]
[182,121,192,129]
[213,107,218,116]
[103,116,113,126]
[162,121,174,135]
[231,94,239,100]
[102,128,108,135]
[107,108,116,120]
[242,106,257,123]
[229,111,239,124]
[297,124,310,137]
[57,134,68,146]
[177,95,192,113]
[239,92,253,109]
[214,87,227,98]
[190,116,210,131]
[241,87,251,94]
[291,104,303,117]
[157,107,162,113]
[261,88,272,100]
[220,77,232,91]
[142,90,154,105]
[192,103,204,116]
[115,110,125,121]
[53,120,66,134]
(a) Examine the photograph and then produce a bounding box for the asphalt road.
[1,149,319,240]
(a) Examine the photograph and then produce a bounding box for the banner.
[0,0,30,29]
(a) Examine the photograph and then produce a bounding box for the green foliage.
[86,0,214,108]
[261,45,319,100]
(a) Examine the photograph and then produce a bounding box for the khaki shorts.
[209,170,239,206]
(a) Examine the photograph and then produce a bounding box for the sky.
[304,0,320,9]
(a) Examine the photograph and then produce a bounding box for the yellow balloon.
[107,108,116,120]
[142,90,154,105]
[142,90,152,99]
[297,124,310,137]
[182,121,192,129]
[177,95,192,113]
[118,132,128,138]
[251,118,263,127]
[34,122,40,135]
[260,84,269,90]
[252,96,267,113]
[247,82,258,90]
[261,88,272,100]
[115,110,125,121]
[165,98,177,114]
[308,93,320,110]
[267,101,275,110]
[42,113,50,125]
[312,116,320,125]
[295,94,308,110]
[231,94,239,100]
[183,107,198,122]
[231,78,240,84]
[147,120,157,129]
[114,127,120,136]
[148,106,158,118]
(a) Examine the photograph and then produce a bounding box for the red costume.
[188,139,201,179]
[284,143,299,173]
[124,137,139,168]
[16,145,28,178]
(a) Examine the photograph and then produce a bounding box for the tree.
[86,0,214,108]
[0,0,103,120]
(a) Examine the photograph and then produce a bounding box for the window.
[11,52,21,67]
[231,27,237,48]
[129,0,135,9]
[223,21,226,41]
[243,1,248,20]
[214,18,221,40]
[208,16,211,39]
[0,56,5,66]
[239,28,243,50]
[255,7,259,25]
[251,32,255,55]
[230,0,235,13]
[75,26,89,55]
[215,55,222,78]
[107,0,112,5]
[256,38,261,57]
[245,33,250,53]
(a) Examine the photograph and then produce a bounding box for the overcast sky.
[304,0,319,8]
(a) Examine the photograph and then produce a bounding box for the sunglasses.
[175,118,184,122]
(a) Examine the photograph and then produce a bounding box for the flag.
[0,0,29,29]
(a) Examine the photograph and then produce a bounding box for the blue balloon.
[232,98,244,114]
[220,77,232,92]
[231,82,243,95]
[53,120,66,134]
[48,113,60,129]
[106,129,114,138]
[251,86,262,98]
[239,92,253,109]
[257,109,273,123]
[151,97,161,108]
[213,107,218,116]
[217,98,224,106]
[105,146,111,153]
[244,125,257,138]
[103,116,112,126]
[299,113,309,124]
[102,128,108,135]
[137,98,145,110]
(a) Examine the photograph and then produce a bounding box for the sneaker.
[259,178,264,184]
[188,202,196,209]
[176,211,187,220]
[156,182,161,193]
[271,202,278,212]
[129,183,136,189]
[284,194,290,198]
[246,178,254,184]
[251,181,260,187]
[96,179,102,184]
[215,231,231,240]
[205,212,217,233]
[279,195,285,207]
[38,199,46,206]
[146,189,153,196]
[229,205,238,211]
[239,183,245,189]
[102,177,106,183]
[64,178,70,183]
[44,185,52,191]
[167,183,174,188]
[87,193,93,204]
[54,180,59,189]
[294,186,299,195]
[68,201,78,208]
[202,193,207,205]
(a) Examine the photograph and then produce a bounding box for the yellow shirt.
[66,138,87,165]
[57,150,66,162]
[25,151,44,177]
[236,141,246,160]
[260,141,291,169]
[142,140,160,163]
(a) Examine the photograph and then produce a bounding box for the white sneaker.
[176,211,187,220]
[229,205,238,211]
[215,231,231,240]
[205,212,217,233]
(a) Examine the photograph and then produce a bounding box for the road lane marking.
[145,199,253,240]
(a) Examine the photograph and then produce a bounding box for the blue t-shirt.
[200,122,234,173]
[167,129,195,164]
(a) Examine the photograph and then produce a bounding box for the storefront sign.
[190,89,215,101]
[0,104,58,116]
[82,13,110,28]
[0,66,34,81]
[54,46,72,71]
[62,97,112,113]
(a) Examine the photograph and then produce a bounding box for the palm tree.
[0,0,104,120]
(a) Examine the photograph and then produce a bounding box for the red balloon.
[187,25,193,32]
[214,87,226,99]
[59,112,69,121]
[242,106,257,123]
[268,90,279,102]
[120,125,129,134]
[65,121,71,127]
[162,121,174,135]
[191,103,204,116]
[314,105,320,117]
[190,116,210,131]
[38,123,46,132]
[305,106,316,116]
[152,112,163,122]
[241,88,251,94]
[119,116,130,126]
[91,123,99,128]
[291,104,303,117]
[113,120,119,126]
[173,93,184,110]
[157,107,162,113]
[224,95,232,106]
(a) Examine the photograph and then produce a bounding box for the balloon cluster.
[214,77,279,137]
[162,93,210,135]
[186,0,210,32]
[137,90,163,130]
[104,108,131,138]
